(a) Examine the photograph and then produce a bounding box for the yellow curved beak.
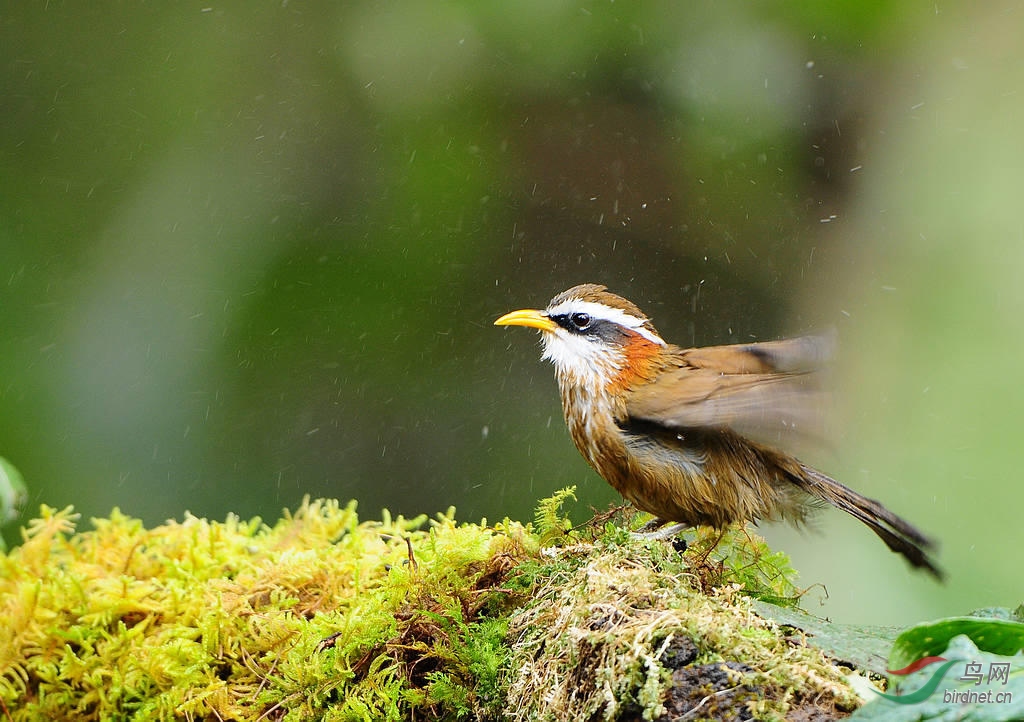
[494,308,557,332]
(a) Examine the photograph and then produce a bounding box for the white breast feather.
[540,329,618,390]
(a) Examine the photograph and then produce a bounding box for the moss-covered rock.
[0,493,861,720]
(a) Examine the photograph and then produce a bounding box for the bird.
[495,283,942,579]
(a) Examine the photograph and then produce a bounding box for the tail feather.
[798,464,944,581]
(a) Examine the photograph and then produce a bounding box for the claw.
[630,520,691,541]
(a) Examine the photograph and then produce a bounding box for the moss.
[0,495,860,721]
[502,527,857,721]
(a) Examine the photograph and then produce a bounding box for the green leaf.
[889,616,1024,673]
[0,456,27,524]
[0,456,28,552]
[851,635,1024,721]
[753,600,900,675]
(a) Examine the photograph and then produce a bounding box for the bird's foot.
[630,519,691,541]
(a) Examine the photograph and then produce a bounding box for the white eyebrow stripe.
[545,299,666,345]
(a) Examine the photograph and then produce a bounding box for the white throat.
[537,296,663,391]
[540,329,620,390]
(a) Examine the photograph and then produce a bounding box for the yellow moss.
[0,497,861,721]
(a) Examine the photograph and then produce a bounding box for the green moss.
[0,496,860,720]
[501,527,856,721]
[532,485,577,546]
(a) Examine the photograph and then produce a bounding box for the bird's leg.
[630,518,691,540]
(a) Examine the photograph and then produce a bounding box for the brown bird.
[495,283,942,579]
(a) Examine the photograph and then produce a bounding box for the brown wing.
[625,334,835,447]
[678,333,835,374]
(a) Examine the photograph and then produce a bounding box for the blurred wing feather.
[679,333,835,374]
[625,334,835,447]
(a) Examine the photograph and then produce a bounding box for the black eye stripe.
[552,313,585,333]
[546,305,659,345]
[550,313,639,347]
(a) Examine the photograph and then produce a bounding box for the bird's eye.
[569,312,591,329]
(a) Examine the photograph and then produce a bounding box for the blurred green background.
[2,2,1020,625]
